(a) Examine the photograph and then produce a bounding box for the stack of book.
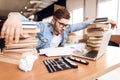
[85,17,110,51]
[3,22,39,53]
[0,22,39,64]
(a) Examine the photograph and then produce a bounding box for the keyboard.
[83,50,98,58]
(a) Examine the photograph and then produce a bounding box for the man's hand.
[108,19,117,29]
[1,12,23,44]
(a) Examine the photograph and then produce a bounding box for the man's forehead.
[58,18,69,24]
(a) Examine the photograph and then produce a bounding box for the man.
[0,8,117,49]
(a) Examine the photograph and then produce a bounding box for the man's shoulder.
[37,21,52,29]
[37,21,51,25]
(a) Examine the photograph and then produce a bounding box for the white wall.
[66,0,97,19]
[84,0,97,19]
[66,0,97,40]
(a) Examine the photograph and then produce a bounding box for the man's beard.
[53,22,65,35]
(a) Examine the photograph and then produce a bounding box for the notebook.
[72,30,112,60]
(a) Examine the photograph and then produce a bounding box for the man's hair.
[53,8,70,20]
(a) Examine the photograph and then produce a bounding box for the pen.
[67,56,89,65]
[44,60,54,73]
[62,56,78,68]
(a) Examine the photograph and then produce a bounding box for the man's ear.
[52,18,55,24]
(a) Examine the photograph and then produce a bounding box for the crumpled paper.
[18,54,38,72]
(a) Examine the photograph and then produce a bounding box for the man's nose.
[62,26,66,30]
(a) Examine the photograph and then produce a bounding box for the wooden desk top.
[110,35,120,44]
[0,46,120,80]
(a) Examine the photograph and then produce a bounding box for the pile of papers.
[40,47,74,56]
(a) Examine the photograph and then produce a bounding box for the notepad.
[40,47,74,56]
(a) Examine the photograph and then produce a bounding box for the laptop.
[72,29,112,60]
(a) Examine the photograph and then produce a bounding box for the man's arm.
[1,12,23,44]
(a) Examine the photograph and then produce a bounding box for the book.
[22,22,37,28]
[23,28,39,34]
[94,17,108,23]
[5,42,37,49]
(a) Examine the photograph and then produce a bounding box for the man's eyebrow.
[59,21,68,26]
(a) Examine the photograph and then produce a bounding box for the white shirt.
[50,34,62,48]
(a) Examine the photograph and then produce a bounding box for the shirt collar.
[49,23,54,34]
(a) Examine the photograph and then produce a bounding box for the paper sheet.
[40,47,74,56]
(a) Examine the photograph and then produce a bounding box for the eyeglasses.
[56,20,69,29]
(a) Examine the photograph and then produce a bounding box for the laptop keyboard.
[83,50,98,58]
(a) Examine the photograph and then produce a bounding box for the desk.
[0,46,120,80]
[110,35,120,44]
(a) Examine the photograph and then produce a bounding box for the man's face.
[52,18,69,35]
